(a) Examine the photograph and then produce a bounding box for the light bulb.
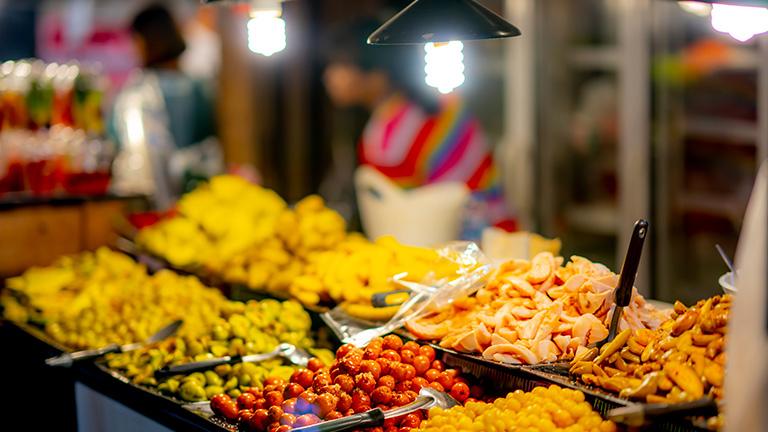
[247,10,286,56]
[424,41,465,94]
[710,3,768,42]
[678,1,711,17]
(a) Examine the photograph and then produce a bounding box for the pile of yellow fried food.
[569,294,729,405]
[291,235,465,321]
[207,194,348,298]
[136,175,469,321]
[406,252,670,364]
[1,248,238,350]
[137,175,289,269]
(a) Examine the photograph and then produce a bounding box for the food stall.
[0,173,739,432]
[0,0,766,432]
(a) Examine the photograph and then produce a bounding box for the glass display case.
[505,0,768,302]
[651,1,768,303]
[534,0,623,270]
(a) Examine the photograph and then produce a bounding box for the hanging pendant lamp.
[367,0,521,45]
[675,0,768,5]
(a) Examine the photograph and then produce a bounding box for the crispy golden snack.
[570,294,731,405]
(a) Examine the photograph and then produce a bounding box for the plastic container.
[718,271,737,295]
[355,165,470,247]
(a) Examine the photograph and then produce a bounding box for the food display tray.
[525,364,712,432]
[93,362,233,431]
[2,288,714,432]
[5,319,72,353]
[391,331,635,417]
[421,344,636,414]
[184,345,554,432]
[393,331,573,396]
[396,324,715,432]
[398,333,712,432]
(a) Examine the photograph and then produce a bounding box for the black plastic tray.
[524,363,712,432]
[401,333,713,432]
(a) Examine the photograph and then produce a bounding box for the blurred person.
[111,3,220,208]
[322,20,515,238]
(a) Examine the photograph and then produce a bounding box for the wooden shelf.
[676,192,745,225]
[564,202,618,236]
[684,115,758,143]
[567,46,619,70]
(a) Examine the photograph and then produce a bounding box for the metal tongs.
[45,320,183,367]
[607,398,718,427]
[595,219,648,349]
[155,343,311,379]
[292,387,460,432]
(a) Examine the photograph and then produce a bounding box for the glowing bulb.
[711,3,768,42]
[678,1,711,17]
[424,41,465,94]
[247,10,286,56]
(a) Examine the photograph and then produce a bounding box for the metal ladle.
[155,343,311,378]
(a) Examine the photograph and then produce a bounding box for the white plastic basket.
[355,165,470,247]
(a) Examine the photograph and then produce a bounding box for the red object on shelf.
[494,219,518,233]
[0,160,25,194]
[128,207,178,229]
[128,212,163,229]
[24,158,65,196]
[62,171,111,195]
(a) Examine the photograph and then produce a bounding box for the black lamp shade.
[368,0,521,45]
[675,0,768,6]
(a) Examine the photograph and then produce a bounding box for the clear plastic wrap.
[321,241,491,346]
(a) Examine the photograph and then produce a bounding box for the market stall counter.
[1,321,225,432]
[0,193,147,277]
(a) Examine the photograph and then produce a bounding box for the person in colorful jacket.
[322,19,516,236]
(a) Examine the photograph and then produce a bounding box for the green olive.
[139,376,158,387]
[250,377,263,389]
[224,377,238,390]
[180,381,206,402]
[166,379,180,394]
[239,374,251,386]
[204,370,223,386]
[185,372,206,386]
[241,362,259,376]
